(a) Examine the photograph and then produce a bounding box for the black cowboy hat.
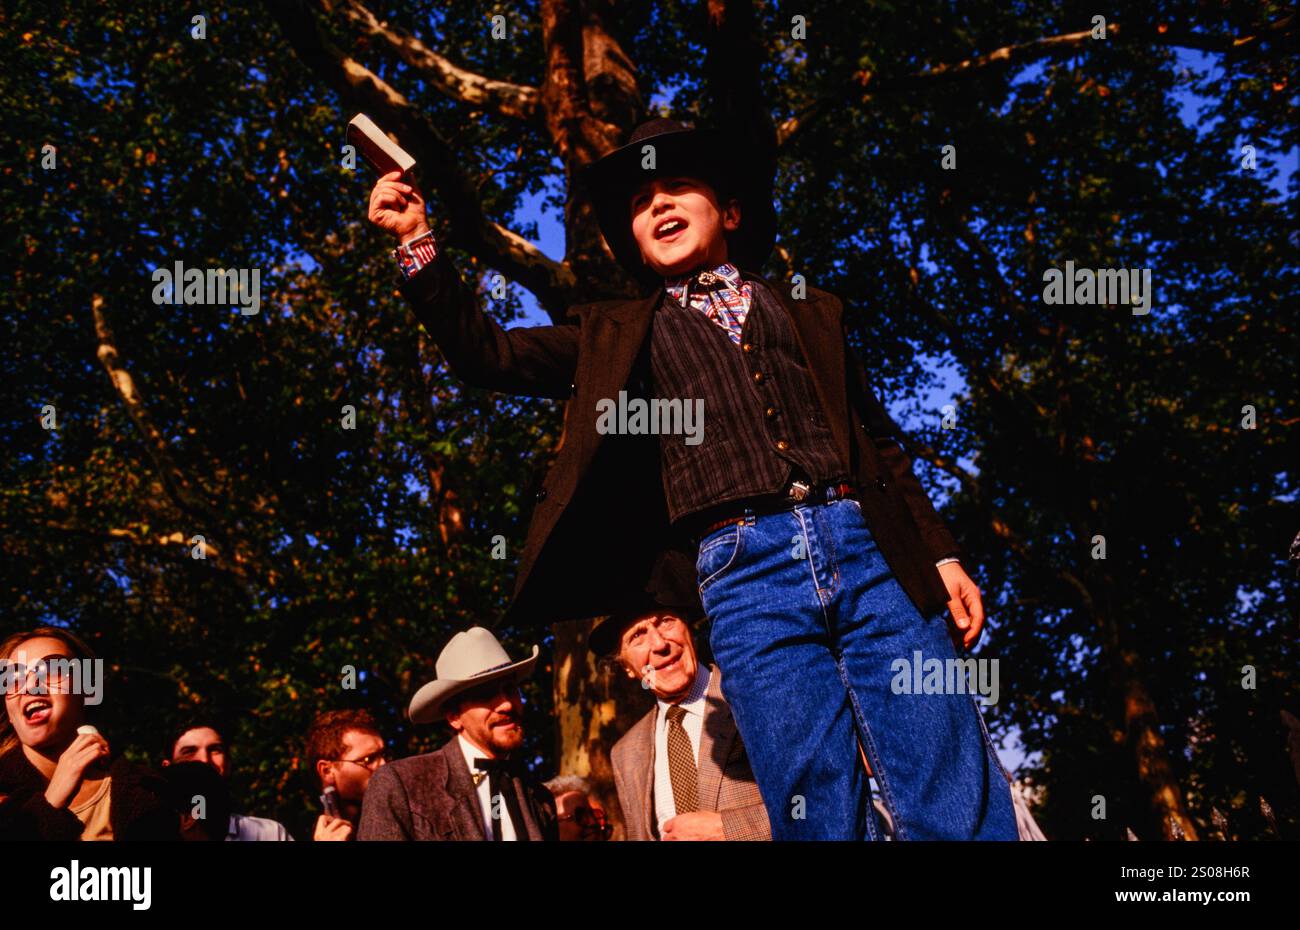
[588,593,705,659]
[588,547,705,657]
[581,118,777,290]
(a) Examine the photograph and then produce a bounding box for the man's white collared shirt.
[225,813,293,841]
[457,733,518,841]
[652,663,711,835]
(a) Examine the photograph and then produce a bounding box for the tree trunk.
[1118,649,1199,839]
[552,617,654,839]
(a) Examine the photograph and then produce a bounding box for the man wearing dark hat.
[356,627,557,841]
[367,118,1016,841]
[593,596,769,841]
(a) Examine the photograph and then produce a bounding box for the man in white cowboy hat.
[356,627,557,841]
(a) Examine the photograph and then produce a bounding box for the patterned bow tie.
[472,755,519,785]
[666,263,752,345]
[666,263,740,295]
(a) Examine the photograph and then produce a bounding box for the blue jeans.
[696,497,1018,840]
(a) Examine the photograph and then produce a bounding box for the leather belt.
[691,481,857,543]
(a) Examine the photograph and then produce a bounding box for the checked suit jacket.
[611,664,771,841]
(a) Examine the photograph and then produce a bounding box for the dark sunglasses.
[1,654,76,695]
[558,804,612,838]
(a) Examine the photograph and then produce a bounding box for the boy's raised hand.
[368,170,430,243]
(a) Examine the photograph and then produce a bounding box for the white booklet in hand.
[346,113,416,176]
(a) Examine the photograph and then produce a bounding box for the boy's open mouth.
[654,216,688,241]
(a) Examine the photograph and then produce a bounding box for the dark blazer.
[612,664,770,841]
[0,747,178,841]
[355,737,557,841]
[402,253,959,626]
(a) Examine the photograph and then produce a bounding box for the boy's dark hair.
[163,719,229,764]
[629,170,739,217]
[304,709,381,785]
[162,761,232,841]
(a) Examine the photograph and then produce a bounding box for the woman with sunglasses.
[0,626,176,840]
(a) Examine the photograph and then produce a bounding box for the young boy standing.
[367,118,1017,840]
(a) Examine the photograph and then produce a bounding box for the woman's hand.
[368,170,430,243]
[43,732,109,809]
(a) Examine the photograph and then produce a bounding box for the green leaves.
[2,0,1293,837]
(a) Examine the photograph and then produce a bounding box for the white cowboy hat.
[408,627,539,724]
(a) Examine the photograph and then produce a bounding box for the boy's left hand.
[938,562,985,651]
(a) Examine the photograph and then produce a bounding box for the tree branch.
[778,15,1296,147]
[944,212,1054,343]
[336,0,543,125]
[32,520,240,568]
[538,0,641,292]
[265,0,579,317]
[92,295,218,527]
[896,435,981,496]
[91,294,261,586]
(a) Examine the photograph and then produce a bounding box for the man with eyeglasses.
[303,709,387,841]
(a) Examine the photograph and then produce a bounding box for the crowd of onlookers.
[6,606,1027,841]
[0,614,717,842]
[154,711,611,841]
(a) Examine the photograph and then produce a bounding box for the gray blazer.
[357,737,557,841]
[611,664,771,841]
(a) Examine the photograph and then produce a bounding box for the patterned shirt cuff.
[393,230,438,281]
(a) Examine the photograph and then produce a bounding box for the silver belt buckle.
[788,480,811,502]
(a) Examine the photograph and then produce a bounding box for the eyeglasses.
[329,751,387,770]
[1,654,75,696]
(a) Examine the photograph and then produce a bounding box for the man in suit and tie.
[595,595,770,841]
[356,627,557,841]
